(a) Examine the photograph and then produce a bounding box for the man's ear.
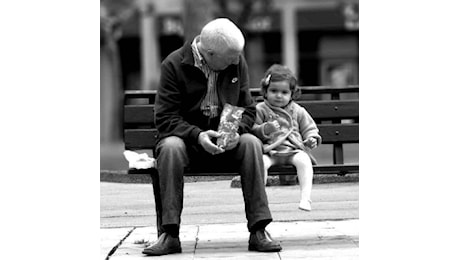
[198,42,212,56]
[206,49,215,56]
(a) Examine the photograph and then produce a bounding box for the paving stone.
[279,247,358,259]
[100,227,132,260]
[195,222,279,259]
[109,225,198,259]
[194,249,280,259]
[270,220,358,259]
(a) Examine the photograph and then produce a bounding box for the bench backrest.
[124,86,358,152]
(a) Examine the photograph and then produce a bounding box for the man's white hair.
[200,18,245,53]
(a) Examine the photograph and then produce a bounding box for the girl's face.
[266,80,292,107]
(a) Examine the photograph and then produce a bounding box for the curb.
[100,170,234,184]
[230,173,358,188]
[100,170,153,184]
[101,170,358,185]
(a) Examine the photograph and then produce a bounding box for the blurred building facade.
[116,0,358,90]
[101,0,358,143]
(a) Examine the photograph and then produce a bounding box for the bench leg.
[333,143,344,164]
[333,143,348,176]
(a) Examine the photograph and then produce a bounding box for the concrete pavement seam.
[333,224,359,248]
[274,218,358,223]
[193,225,200,258]
[105,227,136,260]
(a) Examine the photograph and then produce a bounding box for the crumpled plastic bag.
[216,103,245,149]
[123,150,156,169]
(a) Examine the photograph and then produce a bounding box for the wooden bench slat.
[124,123,358,150]
[125,105,155,124]
[124,86,359,100]
[182,164,359,175]
[318,124,359,143]
[268,164,358,175]
[300,100,358,120]
[127,164,358,175]
[250,85,359,96]
[125,90,156,100]
[124,129,158,149]
[124,100,359,124]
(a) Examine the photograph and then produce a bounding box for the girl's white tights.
[291,152,313,211]
[263,152,313,211]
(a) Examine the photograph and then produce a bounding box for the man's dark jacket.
[154,42,256,146]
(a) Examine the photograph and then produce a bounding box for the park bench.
[123,85,359,176]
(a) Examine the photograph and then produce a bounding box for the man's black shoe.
[248,229,282,252]
[142,232,182,256]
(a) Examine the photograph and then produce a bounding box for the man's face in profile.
[206,48,241,71]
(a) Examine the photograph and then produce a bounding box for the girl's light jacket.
[252,100,322,164]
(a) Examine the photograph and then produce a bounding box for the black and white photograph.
[4,1,460,259]
[100,0,358,259]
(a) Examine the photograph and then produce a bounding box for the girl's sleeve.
[298,106,322,145]
[251,104,270,141]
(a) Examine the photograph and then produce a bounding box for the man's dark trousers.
[151,133,272,236]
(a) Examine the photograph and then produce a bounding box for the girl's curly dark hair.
[260,64,301,100]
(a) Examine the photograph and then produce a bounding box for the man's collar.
[181,38,196,66]
[191,36,206,68]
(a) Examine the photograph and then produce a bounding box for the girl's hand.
[264,120,280,135]
[304,137,318,149]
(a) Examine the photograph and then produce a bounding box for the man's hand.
[264,120,280,135]
[303,137,318,149]
[198,130,225,155]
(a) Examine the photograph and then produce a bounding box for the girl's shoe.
[299,200,312,211]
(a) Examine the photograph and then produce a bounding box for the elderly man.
[143,18,282,256]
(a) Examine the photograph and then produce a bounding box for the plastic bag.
[216,103,245,149]
[123,150,156,169]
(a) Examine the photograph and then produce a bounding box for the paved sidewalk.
[101,181,359,259]
[101,219,358,259]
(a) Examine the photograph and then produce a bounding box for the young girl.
[252,64,322,211]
